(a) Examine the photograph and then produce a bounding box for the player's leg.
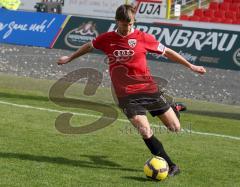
[147,93,181,176]
[156,108,181,176]
[157,107,181,132]
[129,114,177,170]
[147,92,181,132]
[129,115,152,139]
[118,94,177,174]
[162,92,187,119]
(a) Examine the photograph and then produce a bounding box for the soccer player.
[57,4,206,177]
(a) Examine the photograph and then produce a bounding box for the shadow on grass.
[0,92,117,108]
[0,92,49,102]
[122,176,153,182]
[80,154,121,167]
[0,152,141,172]
[186,110,240,120]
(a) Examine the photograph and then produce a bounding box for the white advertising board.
[18,0,167,19]
[19,0,39,11]
[62,0,125,17]
[134,0,167,20]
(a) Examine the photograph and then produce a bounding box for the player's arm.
[164,48,206,74]
[57,42,93,65]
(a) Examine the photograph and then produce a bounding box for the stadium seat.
[197,1,240,24]
[232,19,240,24]
[199,17,210,22]
[210,17,223,23]
[194,9,204,17]
[225,11,236,19]
[236,12,240,19]
[204,9,215,17]
[189,16,200,21]
[180,14,189,20]
[209,2,219,10]
[229,4,238,12]
[222,18,233,24]
[219,2,230,11]
[214,10,226,18]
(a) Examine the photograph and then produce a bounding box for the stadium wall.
[53,16,240,70]
[0,8,239,70]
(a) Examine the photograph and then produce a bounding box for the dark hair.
[115,4,136,22]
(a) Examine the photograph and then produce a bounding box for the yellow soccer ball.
[144,156,169,181]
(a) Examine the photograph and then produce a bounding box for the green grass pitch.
[0,73,240,187]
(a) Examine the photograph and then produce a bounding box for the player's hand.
[57,56,71,65]
[190,65,206,75]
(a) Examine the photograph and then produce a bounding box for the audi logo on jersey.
[113,50,135,57]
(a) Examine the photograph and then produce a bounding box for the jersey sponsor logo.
[65,21,98,48]
[233,48,240,67]
[128,39,137,48]
[112,50,135,63]
[113,50,135,57]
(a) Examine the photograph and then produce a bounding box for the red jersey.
[92,29,166,97]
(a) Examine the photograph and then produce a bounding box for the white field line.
[0,100,240,141]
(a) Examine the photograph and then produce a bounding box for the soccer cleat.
[170,103,180,119]
[175,102,187,111]
[168,165,180,177]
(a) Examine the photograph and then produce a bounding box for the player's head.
[115,4,136,22]
[115,4,136,34]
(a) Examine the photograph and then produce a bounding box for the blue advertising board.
[0,8,67,47]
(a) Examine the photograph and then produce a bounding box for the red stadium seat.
[204,9,215,17]
[209,2,219,10]
[222,18,233,24]
[224,0,233,2]
[229,4,238,12]
[189,16,200,21]
[214,10,226,18]
[210,17,223,23]
[219,2,230,11]
[180,14,189,20]
[232,19,240,24]
[232,0,240,3]
[199,17,210,22]
[225,11,236,19]
[194,9,204,17]
[236,12,240,19]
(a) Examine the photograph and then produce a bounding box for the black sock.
[143,135,175,167]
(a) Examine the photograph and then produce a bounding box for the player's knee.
[174,124,181,132]
[130,115,143,127]
[165,119,181,132]
[130,115,141,124]
[169,122,181,132]
[130,116,152,138]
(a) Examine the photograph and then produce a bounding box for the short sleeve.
[143,33,166,55]
[92,33,106,51]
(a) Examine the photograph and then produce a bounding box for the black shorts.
[118,92,170,119]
